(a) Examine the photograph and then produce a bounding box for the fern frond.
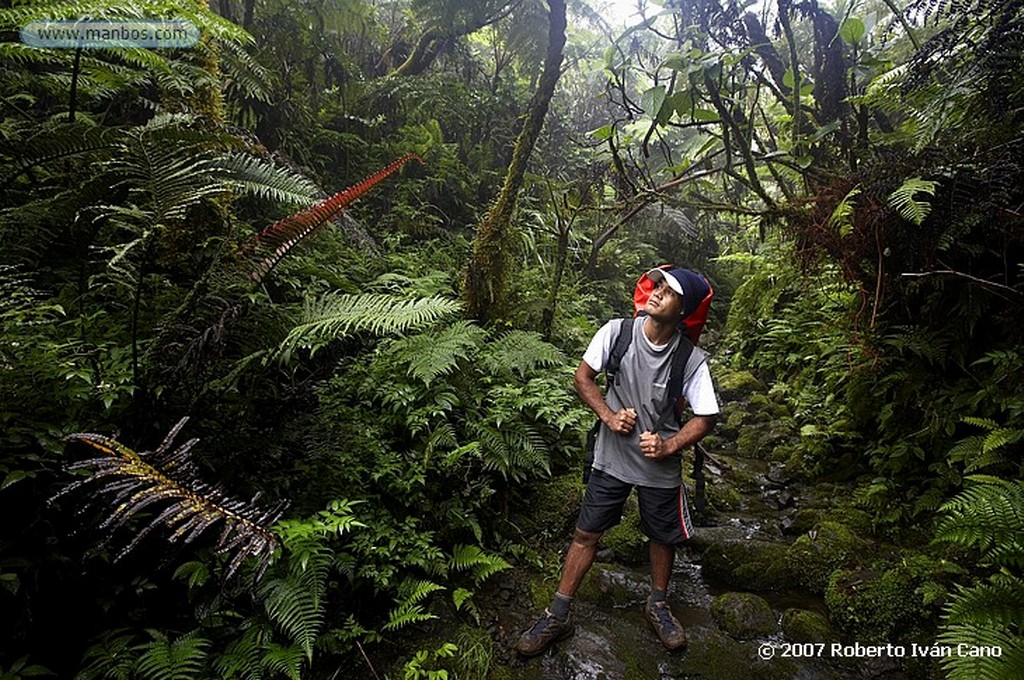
[385,321,486,385]
[826,186,861,236]
[279,293,460,357]
[936,620,1024,680]
[0,122,119,185]
[246,154,422,281]
[219,152,320,206]
[479,330,564,378]
[260,566,326,662]
[944,575,1024,628]
[259,643,305,680]
[449,544,511,585]
[59,418,286,580]
[887,176,938,225]
[935,476,1024,567]
[133,629,209,680]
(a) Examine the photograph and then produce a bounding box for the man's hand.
[603,407,637,435]
[639,431,674,459]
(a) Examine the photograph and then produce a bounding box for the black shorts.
[577,468,694,545]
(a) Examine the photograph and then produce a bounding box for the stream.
[486,454,910,679]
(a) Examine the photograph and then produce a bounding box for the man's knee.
[572,527,602,548]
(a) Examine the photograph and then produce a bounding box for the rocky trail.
[480,369,932,680]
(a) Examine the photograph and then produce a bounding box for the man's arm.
[639,414,717,459]
[574,361,636,435]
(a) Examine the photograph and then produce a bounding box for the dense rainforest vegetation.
[1,0,1021,677]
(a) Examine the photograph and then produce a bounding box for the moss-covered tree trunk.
[462,0,567,324]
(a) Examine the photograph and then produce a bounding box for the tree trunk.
[462,0,567,324]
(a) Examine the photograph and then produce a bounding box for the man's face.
[645,279,684,320]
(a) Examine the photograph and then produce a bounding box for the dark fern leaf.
[58,417,286,581]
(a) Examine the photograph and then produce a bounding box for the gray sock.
[550,592,573,621]
[649,588,667,605]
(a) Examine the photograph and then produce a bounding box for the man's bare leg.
[556,528,602,597]
[645,539,687,650]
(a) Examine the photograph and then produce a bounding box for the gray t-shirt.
[587,317,714,489]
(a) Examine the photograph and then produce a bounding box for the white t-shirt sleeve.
[582,320,620,372]
[684,360,719,416]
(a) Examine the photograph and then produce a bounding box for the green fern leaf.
[887,176,938,226]
[280,293,460,357]
[133,629,209,680]
[385,321,486,385]
[479,330,564,378]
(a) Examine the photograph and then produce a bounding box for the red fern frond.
[248,153,423,281]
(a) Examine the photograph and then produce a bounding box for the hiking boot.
[514,609,574,656]
[645,600,687,651]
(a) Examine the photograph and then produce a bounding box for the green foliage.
[887,177,937,226]
[935,477,1024,679]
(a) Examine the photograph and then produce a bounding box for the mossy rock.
[699,538,795,592]
[748,393,790,418]
[784,521,867,594]
[717,370,765,401]
[578,563,649,609]
[824,566,925,642]
[736,421,794,459]
[602,497,647,563]
[513,471,584,539]
[711,592,779,639]
[781,608,834,643]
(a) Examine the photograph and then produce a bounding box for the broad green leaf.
[588,124,614,141]
[640,85,667,119]
[692,108,719,122]
[839,17,866,46]
[669,91,693,117]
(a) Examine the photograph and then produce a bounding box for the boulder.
[710,592,779,639]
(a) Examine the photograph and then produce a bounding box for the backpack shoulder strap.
[666,334,695,405]
[605,318,634,386]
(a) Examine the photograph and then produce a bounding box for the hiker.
[515,267,719,656]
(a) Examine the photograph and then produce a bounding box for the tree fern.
[478,330,564,378]
[385,321,487,386]
[279,293,460,357]
[59,417,285,579]
[133,629,209,680]
[887,176,938,226]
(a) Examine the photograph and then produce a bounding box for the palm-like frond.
[219,152,320,206]
[133,629,210,680]
[59,417,286,580]
[479,329,564,378]
[246,154,422,281]
[385,321,487,385]
[279,293,460,357]
[934,476,1024,567]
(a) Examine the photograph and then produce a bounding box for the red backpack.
[631,264,714,344]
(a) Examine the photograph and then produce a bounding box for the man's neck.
[643,316,678,346]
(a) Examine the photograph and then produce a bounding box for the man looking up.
[515,267,719,655]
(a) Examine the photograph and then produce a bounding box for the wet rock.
[781,608,835,643]
[697,537,794,592]
[540,626,629,679]
[710,592,779,639]
[781,509,820,536]
[767,462,790,486]
[582,564,649,609]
